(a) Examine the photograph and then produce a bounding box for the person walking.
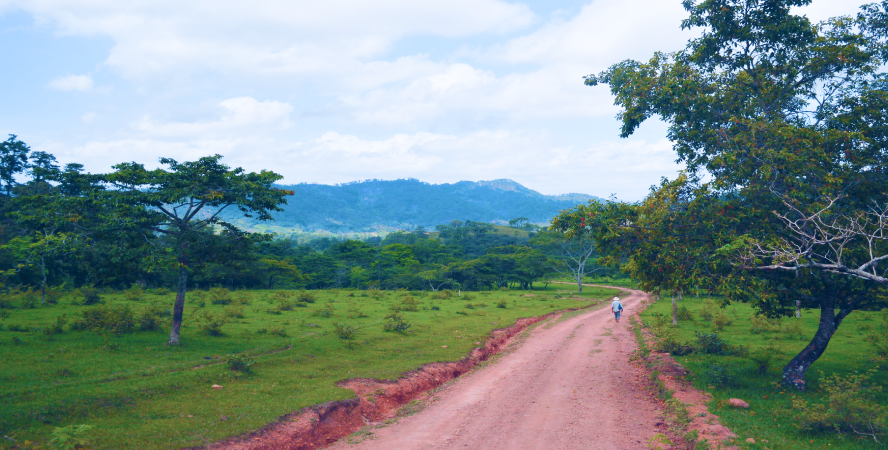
[611,296,624,323]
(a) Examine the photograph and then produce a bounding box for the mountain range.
[231,178,601,234]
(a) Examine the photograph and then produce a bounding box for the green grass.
[640,295,888,449]
[0,285,618,449]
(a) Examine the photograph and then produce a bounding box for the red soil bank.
[200,312,563,450]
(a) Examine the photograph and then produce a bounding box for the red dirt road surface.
[327,288,672,450]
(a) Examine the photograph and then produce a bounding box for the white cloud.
[80,112,97,123]
[9,0,536,78]
[47,74,93,91]
[137,97,293,137]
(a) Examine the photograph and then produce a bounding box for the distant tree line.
[0,140,619,299]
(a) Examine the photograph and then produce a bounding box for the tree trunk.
[40,256,47,305]
[782,298,847,390]
[795,299,801,318]
[168,264,188,345]
[671,292,678,326]
[576,271,583,294]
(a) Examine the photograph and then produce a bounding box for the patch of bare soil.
[650,351,739,449]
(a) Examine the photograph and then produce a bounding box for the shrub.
[793,370,887,437]
[72,305,136,335]
[334,322,358,341]
[693,330,743,355]
[711,310,733,331]
[698,300,718,321]
[312,304,335,318]
[209,287,232,305]
[399,295,419,312]
[268,326,288,337]
[224,306,245,318]
[383,312,411,332]
[19,288,40,308]
[496,299,507,308]
[50,424,94,450]
[225,354,254,373]
[347,308,368,319]
[124,285,145,302]
[781,319,806,340]
[234,291,250,305]
[431,290,454,300]
[138,306,164,331]
[704,362,740,387]
[79,287,102,305]
[150,287,171,296]
[273,291,291,300]
[464,302,475,309]
[655,330,694,355]
[749,348,776,376]
[676,306,694,321]
[277,300,296,311]
[0,309,9,320]
[0,297,14,309]
[196,311,226,336]
[749,314,781,334]
[296,291,317,303]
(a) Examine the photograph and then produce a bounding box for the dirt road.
[327,288,670,450]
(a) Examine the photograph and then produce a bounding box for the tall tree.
[0,135,30,197]
[584,0,888,388]
[105,155,292,345]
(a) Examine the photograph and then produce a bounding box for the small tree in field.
[105,155,292,345]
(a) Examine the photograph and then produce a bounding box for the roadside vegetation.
[0,285,619,449]
[640,295,888,449]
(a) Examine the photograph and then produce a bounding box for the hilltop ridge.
[235,178,601,233]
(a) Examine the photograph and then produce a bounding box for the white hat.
[613,297,619,301]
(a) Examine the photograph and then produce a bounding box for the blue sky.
[0,0,867,200]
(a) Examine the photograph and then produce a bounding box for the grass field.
[0,285,621,449]
[640,295,888,449]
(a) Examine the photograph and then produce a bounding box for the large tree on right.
[585,0,888,389]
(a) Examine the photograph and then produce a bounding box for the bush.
[72,305,135,335]
[694,330,741,355]
[138,306,164,331]
[224,353,254,373]
[296,291,317,303]
[431,290,454,300]
[150,287,171,296]
[399,295,419,312]
[676,305,694,321]
[496,299,507,308]
[781,319,806,340]
[19,288,40,308]
[655,330,694,355]
[749,314,781,334]
[50,424,94,450]
[123,285,145,302]
[793,370,887,437]
[224,306,245,318]
[712,310,733,331]
[334,322,358,341]
[79,287,102,305]
[383,312,411,332]
[196,312,226,336]
[704,362,740,387]
[749,348,776,376]
[209,287,232,305]
[312,304,335,318]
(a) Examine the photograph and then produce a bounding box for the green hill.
[230,178,600,233]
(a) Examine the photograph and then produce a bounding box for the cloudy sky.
[0,0,868,200]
